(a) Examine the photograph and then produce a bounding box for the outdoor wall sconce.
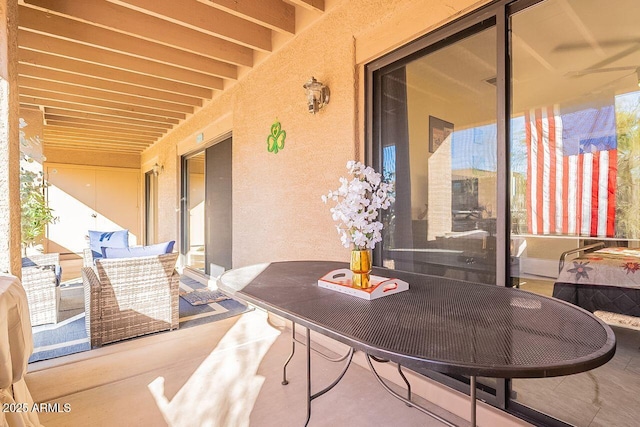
[152,163,164,176]
[303,76,330,114]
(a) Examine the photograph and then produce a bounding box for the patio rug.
[177,275,251,328]
[180,288,230,306]
[28,276,251,363]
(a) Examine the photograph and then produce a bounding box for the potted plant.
[20,122,57,255]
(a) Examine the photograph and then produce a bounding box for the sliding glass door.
[368,0,640,425]
[144,170,157,245]
[205,137,232,277]
[509,0,640,425]
[181,136,233,276]
[182,151,206,272]
[374,21,498,285]
[371,16,502,406]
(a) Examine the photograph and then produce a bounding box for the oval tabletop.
[218,261,616,378]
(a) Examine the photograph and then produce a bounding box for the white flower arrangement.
[322,161,394,250]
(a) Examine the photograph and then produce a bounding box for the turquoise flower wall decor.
[267,121,286,154]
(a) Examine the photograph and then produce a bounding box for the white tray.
[317,268,409,300]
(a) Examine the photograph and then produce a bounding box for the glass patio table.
[218,261,616,427]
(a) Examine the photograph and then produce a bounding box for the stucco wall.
[142,0,490,268]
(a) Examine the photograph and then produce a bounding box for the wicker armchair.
[21,253,61,326]
[82,252,179,347]
[83,248,94,268]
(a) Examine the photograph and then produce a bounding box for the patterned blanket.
[557,248,640,289]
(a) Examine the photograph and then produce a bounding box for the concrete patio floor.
[25,309,516,427]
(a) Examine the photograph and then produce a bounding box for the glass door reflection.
[184,151,206,272]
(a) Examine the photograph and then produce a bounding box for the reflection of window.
[509,1,640,425]
[373,21,497,286]
[182,151,206,272]
[452,178,478,212]
[616,92,640,239]
[510,93,640,239]
[520,103,617,237]
[451,178,479,232]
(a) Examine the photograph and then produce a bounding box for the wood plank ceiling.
[17,0,325,155]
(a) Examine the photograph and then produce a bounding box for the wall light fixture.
[152,163,164,176]
[303,76,330,114]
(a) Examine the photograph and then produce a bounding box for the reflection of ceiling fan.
[565,66,639,78]
[557,40,640,79]
[554,39,640,53]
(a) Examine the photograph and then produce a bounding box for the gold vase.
[350,249,372,288]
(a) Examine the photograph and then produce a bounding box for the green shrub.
[19,119,57,253]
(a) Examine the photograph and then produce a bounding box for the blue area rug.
[29,313,91,363]
[29,276,250,363]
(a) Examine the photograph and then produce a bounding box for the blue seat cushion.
[102,241,175,259]
[89,230,129,258]
[54,265,62,286]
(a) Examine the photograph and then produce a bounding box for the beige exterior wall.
[142,127,181,245]
[44,163,141,252]
[143,0,491,268]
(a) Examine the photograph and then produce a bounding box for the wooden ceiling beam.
[44,141,150,154]
[44,136,151,149]
[18,38,217,95]
[15,0,328,157]
[43,108,173,130]
[108,0,272,52]
[44,113,169,134]
[205,0,295,34]
[42,128,155,145]
[287,0,324,12]
[45,114,168,134]
[19,63,203,107]
[20,88,188,119]
[43,120,169,137]
[19,76,196,113]
[44,141,145,154]
[20,95,181,125]
[45,119,164,138]
[18,103,40,110]
[46,139,144,147]
[45,125,157,142]
[45,140,146,149]
[45,143,149,154]
[24,0,254,66]
[18,5,241,76]
[44,136,154,149]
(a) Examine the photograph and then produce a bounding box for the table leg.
[300,327,354,426]
[282,321,296,385]
[370,356,412,404]
[397,364,412,404]
[281,324,355,426]
[366,355,456,427]
[470,375,476,427]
